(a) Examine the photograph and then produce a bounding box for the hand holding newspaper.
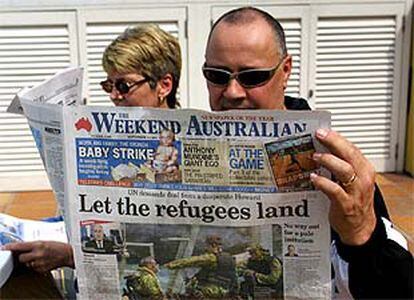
[11,67,332,299]
[0,213,67,287]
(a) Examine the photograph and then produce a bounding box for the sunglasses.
[202,59,284,88]
[100,77,148,95]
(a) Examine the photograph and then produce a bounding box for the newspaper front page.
[64,107,331,299]
[16,68,332,299]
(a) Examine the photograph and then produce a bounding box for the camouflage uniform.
[240,245,283,298]
[245,255,282,286]
[166,248,237,298]
[125,265,164,300]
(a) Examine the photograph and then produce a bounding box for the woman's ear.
[157,73,173,99]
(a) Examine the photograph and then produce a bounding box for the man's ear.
[281,55,292,90]
[157,73,173,99]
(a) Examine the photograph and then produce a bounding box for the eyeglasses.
[100,77,148,95]
[202,59,284,88]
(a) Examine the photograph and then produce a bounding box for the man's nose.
[222,78,246,100]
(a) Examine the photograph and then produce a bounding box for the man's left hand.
[311,129,377,246]
[3,241,74,273]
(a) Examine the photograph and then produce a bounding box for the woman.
[101,24,181,108]
[3,23,181,278]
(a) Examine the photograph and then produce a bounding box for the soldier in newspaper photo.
[238,244,283,299]
[164,235,239,299]
[123,256,165,300]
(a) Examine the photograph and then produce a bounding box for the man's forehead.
[205,19,280,67]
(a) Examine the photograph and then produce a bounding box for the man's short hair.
[102,24,182,108]
[208,6,287,58]
[139,256,156,267]
[93,224,103,232]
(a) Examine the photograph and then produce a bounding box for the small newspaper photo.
[264,134,319,192]
[12,67,332,300]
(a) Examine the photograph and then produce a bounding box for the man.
[124,256,165,300]
[164,235,238,298]
[84,224,116,254]
[240,244,283,299]
[285,244,298,257]
[203,6,413,299]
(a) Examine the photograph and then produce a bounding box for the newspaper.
[7,67,84,217]
[14,67,332,300]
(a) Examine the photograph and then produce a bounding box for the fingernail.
[313,153,322,160]
[310,173,318,182]
[316,128,329,139]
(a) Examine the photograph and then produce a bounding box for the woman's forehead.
[107,72,145,81]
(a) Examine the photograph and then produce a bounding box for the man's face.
[93,225,104,241]
[206,243,222,255]
[205,18,291,111]
[248,248,262,260]
[149,260,160,273]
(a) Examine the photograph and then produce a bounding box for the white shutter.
[281,19,302,97]
[309,4,404,171]
[0,12,77,190]
[78,8,188,107]
[211,5,309,98]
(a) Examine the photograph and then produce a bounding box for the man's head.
[204,7,292,111]
[247,244,268,260]
[205,235,223,255]
[139,256,159,273]
[93,224,105,242]
[287,244,296,255]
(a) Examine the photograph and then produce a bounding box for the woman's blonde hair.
[102,24,181,108]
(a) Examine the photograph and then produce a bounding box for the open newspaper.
[14,67,332,299]
[7,67,84,217]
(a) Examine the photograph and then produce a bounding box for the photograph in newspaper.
[264,134,319,192]
[79,220,286,299]
[76,129,182,188]
[81,221,123,254]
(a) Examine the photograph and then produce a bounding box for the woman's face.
[103,72,169,108]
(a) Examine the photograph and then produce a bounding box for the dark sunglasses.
[202,59,284,88]
[100,77,148,95]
